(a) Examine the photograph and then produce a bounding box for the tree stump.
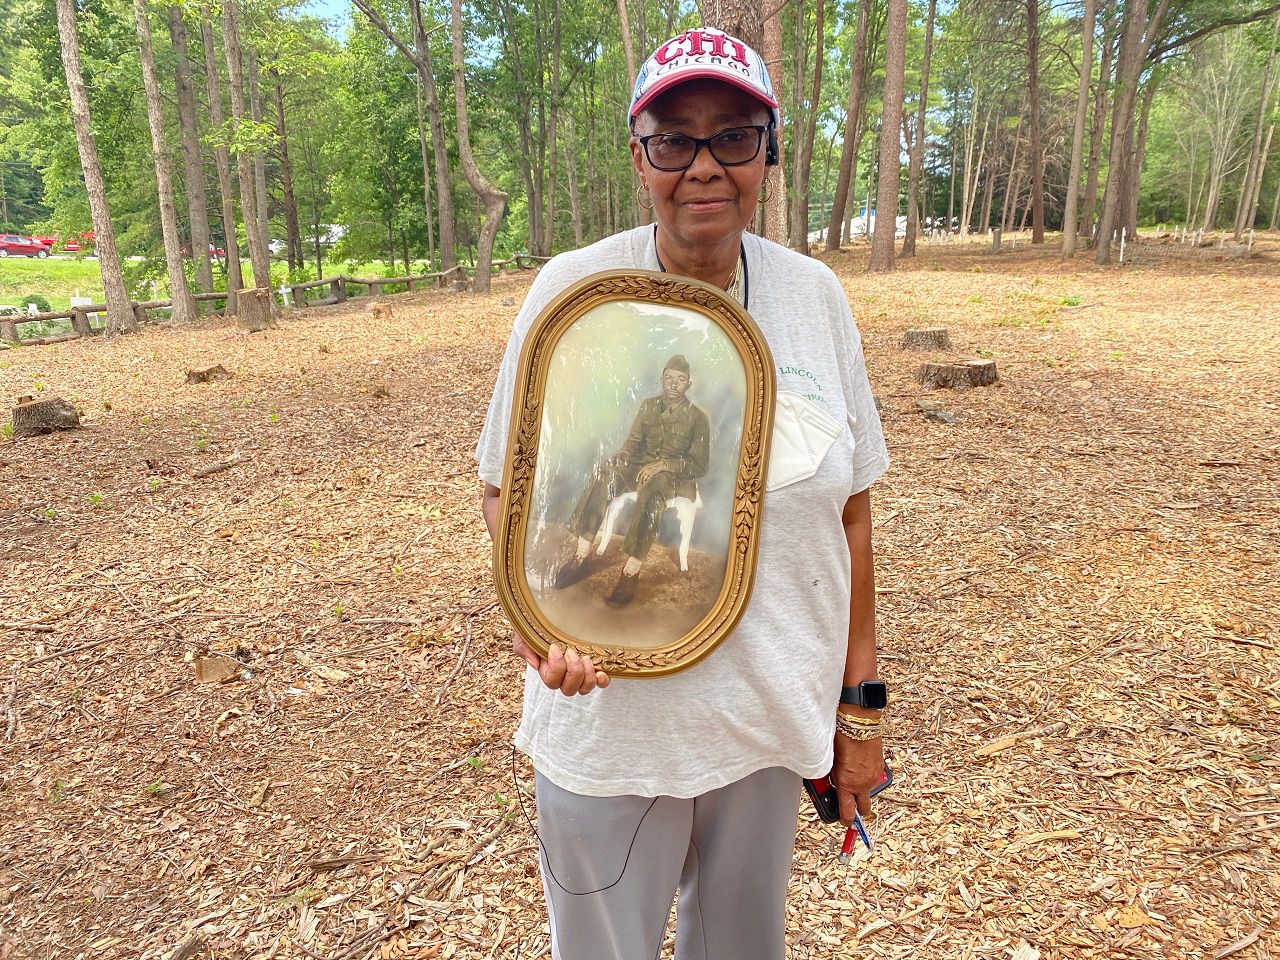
[236,287,275,332]
[70,308,93,338]
[11,396,81,437]
[186,364,232,384]
[901,328,953,351]
[918,359,998,390]
[0,316,18,344]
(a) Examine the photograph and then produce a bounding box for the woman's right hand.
[513,636,610,696]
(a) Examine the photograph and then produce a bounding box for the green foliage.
[2,0,1274,278]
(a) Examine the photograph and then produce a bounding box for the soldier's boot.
[552,557,587,590]
[605,570,639,607]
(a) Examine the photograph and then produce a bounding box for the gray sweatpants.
[534,766,803,960]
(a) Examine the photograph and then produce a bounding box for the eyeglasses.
[637,125,768,172]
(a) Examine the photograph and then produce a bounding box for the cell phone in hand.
[803,762,893,824]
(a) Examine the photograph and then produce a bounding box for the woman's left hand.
[832,731,884,827]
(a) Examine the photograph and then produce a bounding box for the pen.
[837,811,873,864]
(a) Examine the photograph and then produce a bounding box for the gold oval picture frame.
[495,269,776,678]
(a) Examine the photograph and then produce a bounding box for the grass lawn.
[0,256,104,312]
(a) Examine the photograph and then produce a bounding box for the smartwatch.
[840,680,888,710]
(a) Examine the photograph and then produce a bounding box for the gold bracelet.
[836,722,882,741]
[836,711,883,726]
[835,714,883,741]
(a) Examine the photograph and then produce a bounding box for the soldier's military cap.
[664,354,691,376]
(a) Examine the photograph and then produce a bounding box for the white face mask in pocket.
[767,392,845,492]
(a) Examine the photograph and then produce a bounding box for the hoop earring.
[759,179,772,204]
[636,185,654,211]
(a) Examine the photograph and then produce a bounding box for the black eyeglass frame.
[636,125,769,172]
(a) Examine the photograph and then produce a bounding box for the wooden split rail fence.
[0,254,551,348]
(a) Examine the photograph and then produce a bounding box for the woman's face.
[630,79,770,253]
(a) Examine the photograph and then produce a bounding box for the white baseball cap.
[629,27,780,127]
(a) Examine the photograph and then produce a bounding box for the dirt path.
[2,237,1276,960]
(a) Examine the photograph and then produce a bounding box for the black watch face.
[862,681,888,709]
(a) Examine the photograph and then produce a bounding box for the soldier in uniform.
[555,353,710,606]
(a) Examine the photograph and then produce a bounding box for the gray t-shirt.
[476,226,889,798]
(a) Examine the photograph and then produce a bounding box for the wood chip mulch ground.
[1,234,1276,960]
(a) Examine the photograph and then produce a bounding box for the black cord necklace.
[652,226,750,309]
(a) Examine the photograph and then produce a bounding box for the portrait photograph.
[495,271,775,677]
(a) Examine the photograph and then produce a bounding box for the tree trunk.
[54,0,135,335]
[1234,17,1279,241]
[825,0,871,249]
[273,73,303,274]
[497,0,540,255]
[135,0,196,325]
[565,112,584,247]
[901,0,936,257]
[449,0,507,294]
[762,0,787,242]
[1246,123,1274,234]
[947,92,958,234]
[957,95,978,236]
[868,0,906,272]
[1000,115,1023,232]
[616,0,650,228]
[221,0,274,329]
[616,0,638,87]
[978,125,997,233]
[1060,0,1096,258]
[701,0,763,50]
[201,14,242,314]
[1123,74,1158,241]
[1094,0,1148,263]
[960,107,989,237]
[584,72,599,240]
[1081,2,1115,242]
[1203,168,1224,232]
[411,73,436,270]
[791,0,826,254]
[167,7,214,294]
[1026,0,1045,242]
[248,48,270,264]
[541,0,562,256]
[414,8,455,273]
[787,0,808,245]
[1004,168,1023,233]
[1270,169,1280,229]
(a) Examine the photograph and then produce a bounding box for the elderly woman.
[477,27,889,960]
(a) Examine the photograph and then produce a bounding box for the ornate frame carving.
[494,269,776,678]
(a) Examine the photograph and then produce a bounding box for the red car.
[0,234,50,258]
[61,232,95,253]
[31,235,57,249]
